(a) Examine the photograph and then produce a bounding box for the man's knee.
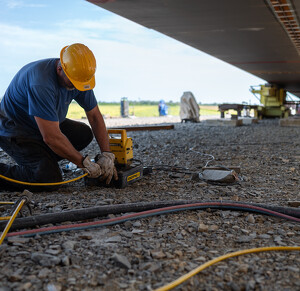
[34,159,62,183]
[60,119,94,150]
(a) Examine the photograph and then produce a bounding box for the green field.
[66,102,219,119]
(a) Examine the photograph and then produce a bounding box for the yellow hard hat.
[60,43,96,91]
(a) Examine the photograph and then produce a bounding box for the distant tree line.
[90,101,220,106]
[70,100,219,106]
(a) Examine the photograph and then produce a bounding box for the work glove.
[82,156,102,178]
[95,152,118,184]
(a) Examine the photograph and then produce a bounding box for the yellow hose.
[155,246,300,291]
[0,173,88,186]
[0,202,15,205]
[0,198,26,245]
[0,217,11,220]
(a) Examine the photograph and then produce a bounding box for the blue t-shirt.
[0,58,97,138]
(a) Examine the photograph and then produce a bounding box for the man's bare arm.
[86,105,111,152]
[34,116,84,167]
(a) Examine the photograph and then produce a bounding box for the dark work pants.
[0,119,93,192]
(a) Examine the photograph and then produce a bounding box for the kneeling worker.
[0,43,117,191]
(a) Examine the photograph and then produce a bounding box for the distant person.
[158,100,168,116]
[0,43,117,191]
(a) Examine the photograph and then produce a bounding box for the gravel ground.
[0,116,300,291]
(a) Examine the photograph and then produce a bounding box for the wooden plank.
[279,118,300,127]
[287,201,300,207]
[204,119,243,127]
[109,124,175,131]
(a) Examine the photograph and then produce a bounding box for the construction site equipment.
[120,97,129,117]
[85,129,143,188]
[108,129,133,164]
[179,91,200,123]
[219,103,243,118]
[250,84,290,118]
[218,103,258,119]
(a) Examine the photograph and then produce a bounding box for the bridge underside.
[88,0,300,97]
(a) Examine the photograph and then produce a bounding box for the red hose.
[6,202,300,238]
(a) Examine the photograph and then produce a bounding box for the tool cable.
[154,246,300,291]
[0,173,88,186]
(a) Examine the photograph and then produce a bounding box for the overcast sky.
[0,0,266,104]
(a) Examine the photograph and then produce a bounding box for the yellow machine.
[86,129,144,188]
[108,129,133,165]
[250,84,290,118]
[109,129,144,187]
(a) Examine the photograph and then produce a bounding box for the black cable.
[1,200,299,232]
